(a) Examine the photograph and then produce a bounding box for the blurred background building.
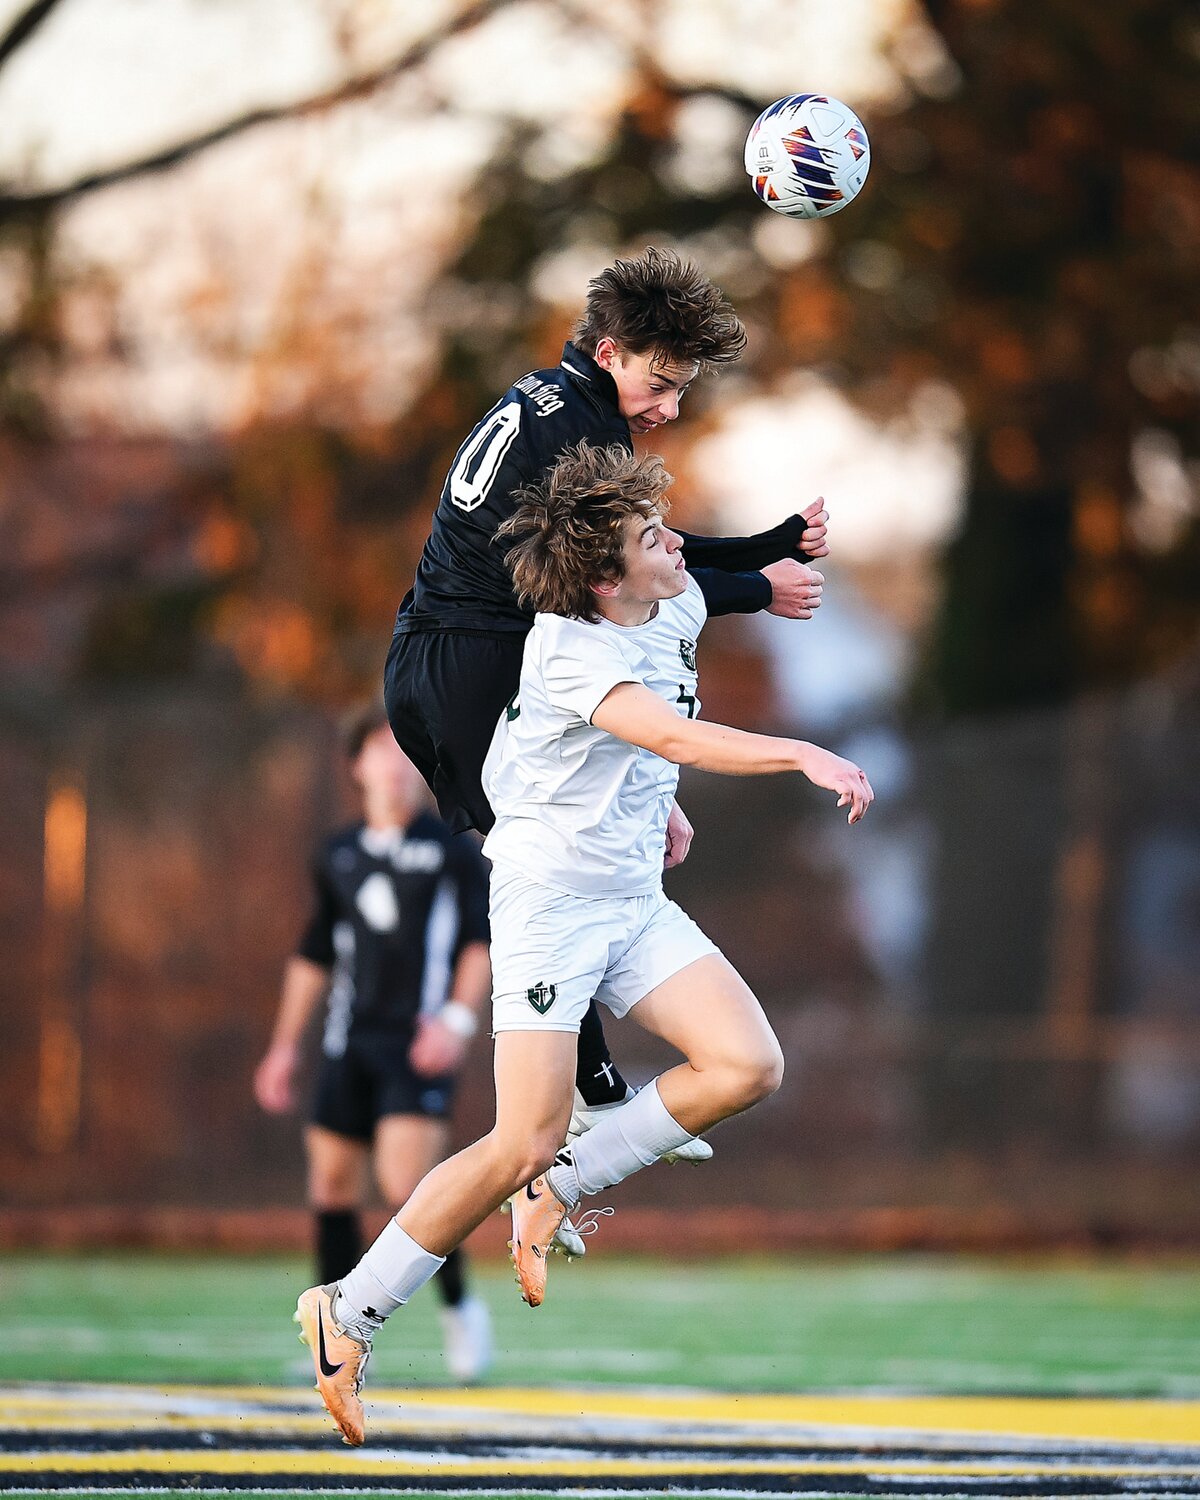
[1,0,1198,1247]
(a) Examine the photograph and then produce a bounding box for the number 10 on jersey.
[449,402,522,512]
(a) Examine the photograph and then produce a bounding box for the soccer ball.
[744,94,870,219]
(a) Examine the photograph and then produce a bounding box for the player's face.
[353,726,424,807]
[594,339,698,434]
[613,511,688,604]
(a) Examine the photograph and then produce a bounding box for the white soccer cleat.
[553,1217,587,1258]
[662,1135,714,1164]
[568,1089,713,1165]
[439,1295,493,1383]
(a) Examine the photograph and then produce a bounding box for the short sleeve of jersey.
[295,853,338,967]
[537,616,641,725]
[446,836,490,948]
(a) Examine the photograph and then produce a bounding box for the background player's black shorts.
[384,627,526,835]
[311,1037,456,1140]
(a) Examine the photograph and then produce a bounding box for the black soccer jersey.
[394,341,810,635]
[296,814,489,1057]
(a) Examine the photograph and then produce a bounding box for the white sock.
[565,1079,693,1196]
[545,1149,581,1210]
[574,1084,635,1113]
[336,1219,444,1336]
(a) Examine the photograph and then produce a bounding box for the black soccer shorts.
[311,1037,456,1140]
[384,627,525,835]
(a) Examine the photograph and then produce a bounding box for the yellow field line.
[3,1386,1199,1446]
[364,1387,1200,1445]
[1,1453,1199,1480]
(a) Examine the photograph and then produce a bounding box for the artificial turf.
[5,1250,1200,1397]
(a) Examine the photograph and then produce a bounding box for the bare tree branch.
[0,0,516,220]
[555,0,757,113]
[0,0,66,71]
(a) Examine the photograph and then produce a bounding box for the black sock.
[575,1000,630,1105]
[316,1210,362,1285]
[436,1247,467,1308]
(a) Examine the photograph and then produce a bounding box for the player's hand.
[253,1043,298,1113]
[798,496,829,560]
[409,1017,469,1078]
[797,745,874,824]
[763,558,824,619]
[664,799,694,869]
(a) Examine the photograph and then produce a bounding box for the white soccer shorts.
[488,866,720,1034]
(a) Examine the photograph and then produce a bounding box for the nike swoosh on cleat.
[524,1181,542,1201]
[316,1308,345,1378]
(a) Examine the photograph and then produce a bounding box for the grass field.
[6,1251,1200,1498]
[5,1250,1200,1395]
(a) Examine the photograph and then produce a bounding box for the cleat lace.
[573,1205,615,1238]
[351,1344,371,1397]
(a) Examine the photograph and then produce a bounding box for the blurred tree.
[1,0,1196,1191]
[0,0,522,695]
[0,0,1196,705]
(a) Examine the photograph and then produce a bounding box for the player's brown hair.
[498,442,673,622]
[573,247,746,372]
[340,700,391,762]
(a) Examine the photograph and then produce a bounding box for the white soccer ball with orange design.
[744,94,870,219]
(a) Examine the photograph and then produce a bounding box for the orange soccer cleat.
[294,1284,372,1446]
[508,1174,571,1307]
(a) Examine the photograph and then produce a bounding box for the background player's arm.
[408,940,491,1078]
[253,956,330,1113]
[409,837,493,1078]
[591,682,873,824]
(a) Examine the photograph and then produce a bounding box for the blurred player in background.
[298,444,871,1446]
[385,245,830,1142]
[254,703,493,1382]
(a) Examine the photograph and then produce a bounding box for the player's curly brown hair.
[574,247,746,372]
[498,442,673,622]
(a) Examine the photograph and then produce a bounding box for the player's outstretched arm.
[592,683,873,823]
[676,497,829,571]
[253,956,330,1113]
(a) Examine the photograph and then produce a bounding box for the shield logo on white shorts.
[526,981,557,1014]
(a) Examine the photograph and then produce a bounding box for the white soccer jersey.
[482,573,707,897]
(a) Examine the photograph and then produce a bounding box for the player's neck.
[362,793,417,833]
[595,597,660,628]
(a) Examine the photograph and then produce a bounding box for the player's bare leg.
[297,1032,575,1439]
[372,1115,448,1203]
[374,1114,493,1383]
[630,955,784,1136]
[305,1126,370,1285]
[392,1032,576,1250]
[542,956,782,1223]
[306,1126,370,1208]
[398,1033,579,1307]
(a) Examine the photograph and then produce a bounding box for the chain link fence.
[3,683,1198,1244]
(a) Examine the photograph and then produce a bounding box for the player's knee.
[757,1038,785,1099]
[731,1038,784,1107]
[308,1171,360,1209]
[484,1128,559,1193]
[512,1133,560,1186]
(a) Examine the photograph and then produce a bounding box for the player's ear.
[594,337,618,370]
[591,577,619,598]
